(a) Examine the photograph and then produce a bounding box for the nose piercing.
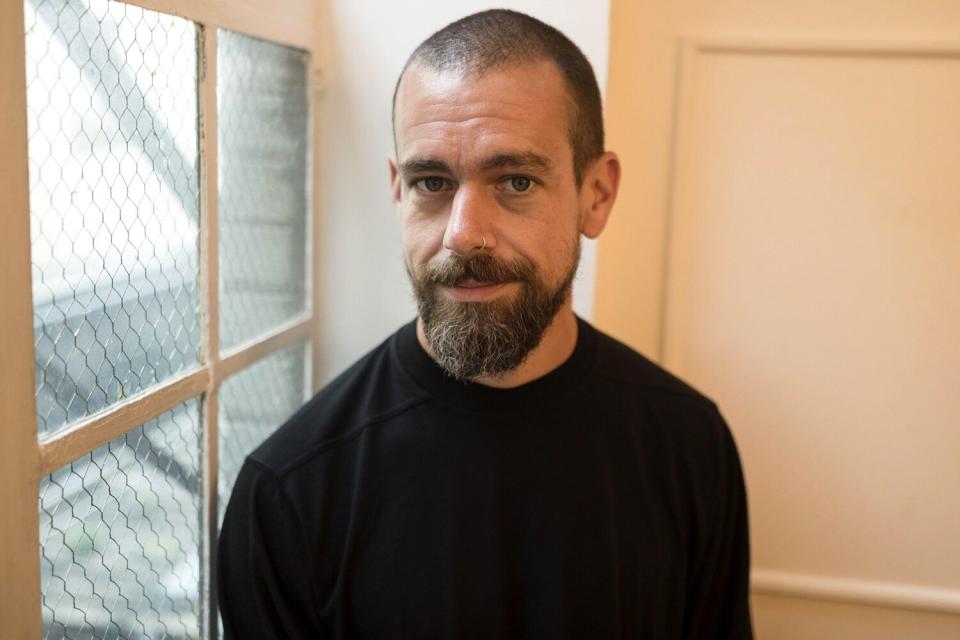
[446,235,488,256]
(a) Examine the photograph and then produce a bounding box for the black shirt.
[218,317,753,638]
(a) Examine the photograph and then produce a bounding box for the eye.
[415,177,449,193]
[501,176,534,193]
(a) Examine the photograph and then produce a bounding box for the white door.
[597,2,960,638]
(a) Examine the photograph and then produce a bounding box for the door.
[597,1,960,637]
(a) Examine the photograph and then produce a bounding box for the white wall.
[314,0,610,383]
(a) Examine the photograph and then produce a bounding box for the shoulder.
[585,324,746,530]
[585,322,734,451]
[246,325,428,478]
[590,324,713,407]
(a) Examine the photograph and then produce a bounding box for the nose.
[443,183,495,256]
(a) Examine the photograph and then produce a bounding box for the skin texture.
[390,59,621,388]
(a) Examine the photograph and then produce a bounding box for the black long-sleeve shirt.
[218,317,753,638]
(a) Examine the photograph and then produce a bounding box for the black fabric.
[218,317,753,639]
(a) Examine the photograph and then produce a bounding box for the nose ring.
[446,235,488,256]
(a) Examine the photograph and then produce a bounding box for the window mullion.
[199,23,221,640]
[220,315,312,382]
[111,0,315,51]
[308,54,323,394]
[0,0,43,635]
[37,367,210,474]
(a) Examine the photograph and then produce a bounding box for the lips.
[455,277,500,288]
[440,279,511,302]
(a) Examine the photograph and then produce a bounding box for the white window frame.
[0,0,324,636]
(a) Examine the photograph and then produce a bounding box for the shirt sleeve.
[217,459,325,639]
[682,408,754,639]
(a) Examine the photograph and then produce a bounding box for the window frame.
[0,0,324,636]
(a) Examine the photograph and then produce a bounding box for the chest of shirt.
[300,406,693,637]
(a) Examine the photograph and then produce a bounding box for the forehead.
[394,60,573,170]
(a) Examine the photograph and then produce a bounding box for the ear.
[578,151,621,239]
[388,155,402,204]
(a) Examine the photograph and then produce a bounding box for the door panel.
[669,39,960,586]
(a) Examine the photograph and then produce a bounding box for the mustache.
[420,253,536,287]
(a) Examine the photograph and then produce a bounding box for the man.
[219,9,752,639]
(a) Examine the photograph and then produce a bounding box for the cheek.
[519,206,580,278]
[401,213,447,267]
[544,234,578,280]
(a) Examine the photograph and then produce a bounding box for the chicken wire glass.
[218,343,308,523]
[218,31,309,350]
[25,0,200,435]
[39,399,202,640]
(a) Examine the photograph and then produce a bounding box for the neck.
[415,303,579,389]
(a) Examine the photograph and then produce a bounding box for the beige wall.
[599,1,960,637]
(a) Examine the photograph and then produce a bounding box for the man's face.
[390,60,587,379]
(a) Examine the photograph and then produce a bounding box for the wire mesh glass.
[24,0,200,435]
[39,399,202,640]
[218,343,308,523]
[218,31,310,350]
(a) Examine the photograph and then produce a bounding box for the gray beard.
[410,244,580,380]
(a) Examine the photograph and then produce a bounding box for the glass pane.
[218,31,309,350]
[218,343,307,522]
[25,0,201,435]
[39,399,202,639]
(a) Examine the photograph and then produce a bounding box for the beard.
[408,241,580,381]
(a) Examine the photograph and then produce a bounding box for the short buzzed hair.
[392,9,604,186]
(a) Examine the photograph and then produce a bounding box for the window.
[1,0,321,636]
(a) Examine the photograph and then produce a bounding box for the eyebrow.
[479,152,553,173]
[400,158,451,176]
[399,152,554,178]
